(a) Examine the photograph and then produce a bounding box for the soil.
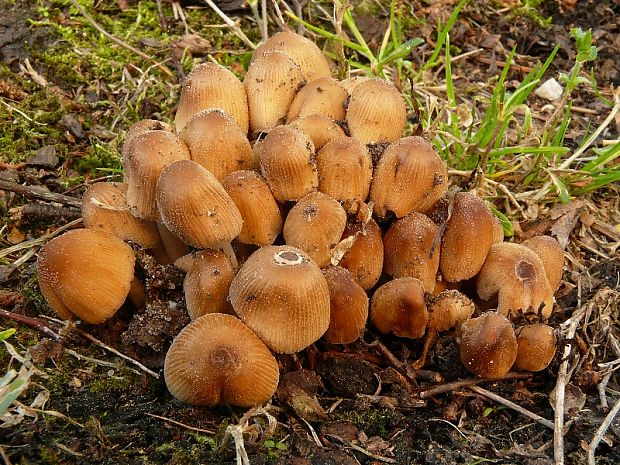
[1,1,619,464]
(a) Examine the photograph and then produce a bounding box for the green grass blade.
[488,205,514,237]
[488,146,570,157]
[0,328,16,343]
[422,0,468,70]
[545,169,571,203]
[378,38,424,68]
[582,143,620,173]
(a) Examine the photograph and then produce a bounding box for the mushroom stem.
[128,277,146,309]
[411,329,437,370]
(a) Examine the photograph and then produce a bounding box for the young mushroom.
[338,218,384,290]
[522,235,564,293]
[513,324,557,372]
[164,313,279,407]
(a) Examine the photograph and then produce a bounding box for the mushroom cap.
[179,109,255,181]
[370,277,429,339]
[440,192,496,283]
[229,245,330,353]
[287,77,348,123]
[258,125,318,202]
[459,312,517,379]
[222,170,283,246]
[122,119,173,158]
[37,229,135,324]
[338,218,384,290]
[513,324,557,372]
[383,212,440,291]
[370,136,448,219]
[322,266,369,344]
[175,62,249,134]
[427,290,475,332]
[184,249,236,320]
[289,114,346,150]
[245,51,305,136]
[156,160,243,249]
[252,31,331,82]
[476,242,554,319]
[283,191,347,268]
[164,313,279,406]
[316,137,373,212]
[123,130,191,221]
[345,78,407,144]
[82,182,161,249]
[522,235,564,293]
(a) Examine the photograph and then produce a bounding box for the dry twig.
[0,180,82,208]
[202,0,256,49]
[419,372,532,399]
[587,396,620,465]
[146,413,216,434]
[0,309,62,341]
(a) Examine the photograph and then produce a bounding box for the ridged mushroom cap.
[37,229,135,324]
[175,62,249,134]
[164,313,279,406]
[287,77,348,122]
[156,160,242,248]
[338,218,384,290]
[522,235,564,293]
[459,312,517,379]
[229,245,330,353]
[370,277,429,339]
[289,114,346,149]
[476,242,554,319]
[513,324,557,372]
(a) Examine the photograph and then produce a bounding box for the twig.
[419,372,532,399]
[41,315,160,379]
[587,396,620,465]
[468,385,554,430]
[146,413,216,434]
[0,180,82,208]
[64,348,117,369]
[67,0,174,79]
[301,417,323,447]
[0,308,62,340]
[554,303,586,465]
[0,446,12,465]
[0,98,47,126]
[427,418,469,441]
[325,434,397,463]
[598,371,613,412]
[202,0,256,49]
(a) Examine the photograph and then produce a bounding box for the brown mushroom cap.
[370,136,448,219]
[179,109,255,181]
[370,277,429,339]
[427,290,475,332]
[184,249,235,320]
[222,170,283,246]
[156,160,243,249]
[522,235,564,293]
[513,324,557,372]
[476,242,554,319]
[229,245,330,353]
[283,191,347,268]
[252,31,331,82]
[164,313,279,406]
[82,182,161,249]
[440,192,496,283]
[346,78,407,144]
[287,77,348,123]
[37,229,136,324]
[175,62,249,134]
[459,312,517,379]
[383,212,440,291]
[322,266,369,344]
[122,119,173,158]
[289,114,346,150]
[338,218,384,290]
[258,125,318,202]
[123,130,191,221]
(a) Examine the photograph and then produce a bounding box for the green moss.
[332,408,399,438]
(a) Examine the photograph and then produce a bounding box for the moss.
[332,408,399,438]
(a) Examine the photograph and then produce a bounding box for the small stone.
[60,114,85,139]
[26,145,59,168]
[535,78,563,101]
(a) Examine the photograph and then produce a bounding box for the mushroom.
[476,242,554,319]
[283,191,347,268]
[370,136,448,219]
[175,62,249,134]
[229,245,330,353]
[37,229,136,324]
[156,160,242,249]
[286,77,348,122]
[289,114,346,150]
[440,192,496,283]
[184,249,236,320]
[370,277,429,339]
[222,170,283,246]
[258,125,318,202]
[122,119,173,158]
[164,313,279,406]
[513,324,556,372]
[345,78,407,144]
[178,109,255,181]
[459,312,517,379]
[338,218,384,290]
[383,212,440,291]
[522,235,564,293]
[322,266,369,344]
[428,290,475,333]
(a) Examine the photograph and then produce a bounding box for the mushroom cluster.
[37,31,566,406]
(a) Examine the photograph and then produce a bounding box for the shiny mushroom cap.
[338,218,384,290]
[164,313,279,407]
[428,290,475,332]
[37,229,135,324]
[289,114,346,150]
[287,77,348,123]
[513,323,557,372]
[459,312,517,379]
